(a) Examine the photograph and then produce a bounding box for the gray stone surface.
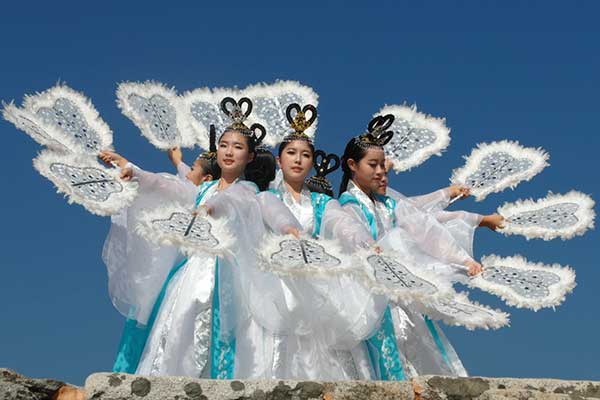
[85,373,414,400]
[0,368,66,400]
[85,373,600,400]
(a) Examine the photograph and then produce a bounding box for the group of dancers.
[4,81,590,382]
[99,96,504,381]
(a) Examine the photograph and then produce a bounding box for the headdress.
[356,114,395,149]
[220,97,267,145]
[282,103,317,144]
[305,150,340,196]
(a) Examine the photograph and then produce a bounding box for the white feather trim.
[181,86,241,150]
[376,103,451,172]
[257,234,357,277]
[33,150,138,216]
[352,249,453,307]
[498,191,596,241]
[244,80,319,147]
[450,140,549,201]
[23,84,113,154]
[136,204,234,256]
[2,101,68,151]
[116,81,196,149]
[422,291,510,331]
[470,254,576,311]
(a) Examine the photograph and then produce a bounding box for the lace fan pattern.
[498,191,595,241]
[469,254,576,311]
[451,141,549,201]
[33,150,138,216]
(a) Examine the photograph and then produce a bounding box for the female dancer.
[338,115,485,377]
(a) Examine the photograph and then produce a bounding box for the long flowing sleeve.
[320,200,374,251]
[255,191,303,234]
[102,165,198,325]
[388,187,451,213]
[388,199,474,267]
[176,161,191,181]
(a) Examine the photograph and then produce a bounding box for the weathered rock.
[413,375,600,400]
[0,368,67,400]
[85,373,414,400]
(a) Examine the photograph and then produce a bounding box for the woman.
[261,103,391,380]
[104,97,303,378]
[338,115,485,377]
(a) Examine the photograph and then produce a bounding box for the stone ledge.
[3,368,600,400]
[85,372,600,400]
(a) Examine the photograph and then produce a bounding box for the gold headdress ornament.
[305,150,340,197]
[220,97,267,145]
[356,114,395,149]
[282,103,317,144]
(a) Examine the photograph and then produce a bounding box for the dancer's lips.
[223,159,234,166]
[291,167,303,173]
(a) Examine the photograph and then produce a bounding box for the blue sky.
[1,1,598,385]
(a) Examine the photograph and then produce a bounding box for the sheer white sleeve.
[391,199,475,267]
[407,187,451,212]
[176,161,191,181]
[320,200,374,251]
[256,191,303,234]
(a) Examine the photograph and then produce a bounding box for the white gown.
[261,181,391,380]
[340,181,483,377]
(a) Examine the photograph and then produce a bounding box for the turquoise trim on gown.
[112,181,219,374]
[338,192,405,381]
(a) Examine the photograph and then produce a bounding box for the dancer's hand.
[285,227,301,239]
[120,167,133,181]
[479,214,505,231]
[448,185,470,200]
[99,150,128,168]
[168,147,183,167]
[373,245,382,254]
[465,260,483,276]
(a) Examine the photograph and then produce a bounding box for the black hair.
[245,147,276,191]
[306,178,333,197]
[277,138,315,158]
[339,137,371,194]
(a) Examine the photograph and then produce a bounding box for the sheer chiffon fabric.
[341,181,484,377]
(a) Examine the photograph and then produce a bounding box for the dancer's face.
[217,131,254,178]
[348,148,386,195]
[186,159,212,186]
[376,171,388,196]
[278,140,314,186]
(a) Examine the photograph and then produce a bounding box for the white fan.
[33,150,138,216]
[136,205,234,256]
[469,254,576,311]
[376,104,451,172]
[116,81,196,150]
[22,84,113,154]
[498,191,595,241]
[451,140,549,201]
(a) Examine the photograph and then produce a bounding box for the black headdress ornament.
[305,150,340,197]
[356,114,395,149]
[197,125,218,161]
[282,103,317,144]
[220,97,267,145]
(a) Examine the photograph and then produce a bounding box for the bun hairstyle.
[339,114,395,194]
[245,146,277,191]
[218,96,271,190]
[306,150,340,197]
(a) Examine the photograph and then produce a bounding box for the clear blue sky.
[1,1,598,386]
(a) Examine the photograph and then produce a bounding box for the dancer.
[338,115,485,377]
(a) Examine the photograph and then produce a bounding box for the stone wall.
[2,368,600,400]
